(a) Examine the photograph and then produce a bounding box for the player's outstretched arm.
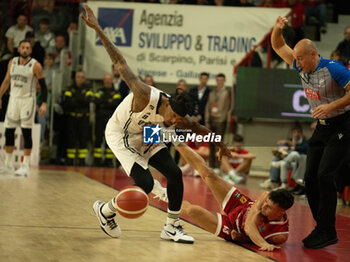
[244,192,281,251]
[80,4,150,105]
[271,16,294,66]
[0,59,13,109]
[177,116,232,160]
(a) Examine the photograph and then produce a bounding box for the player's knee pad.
[130,164,154,194]
[21,128,32,149]
[5,128,15,146]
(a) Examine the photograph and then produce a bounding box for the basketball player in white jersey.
[0,40,47,176]
[81,4,232,243]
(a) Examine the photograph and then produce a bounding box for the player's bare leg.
[176,144,232,205]
[181,200,218,234]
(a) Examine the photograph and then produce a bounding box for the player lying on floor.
[176,144,294,251]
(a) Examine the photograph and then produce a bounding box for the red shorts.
[215,187,253,241]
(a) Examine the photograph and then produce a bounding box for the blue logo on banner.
[96,8,134,47]
[143,125,161,144]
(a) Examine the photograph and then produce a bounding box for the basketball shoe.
[93,200,122,238]
[152,179,168,202]
[161,219,194,244]
[14,164,29,177]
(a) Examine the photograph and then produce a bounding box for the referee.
[271,16,350,249]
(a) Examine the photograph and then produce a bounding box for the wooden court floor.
[0,169,271,262]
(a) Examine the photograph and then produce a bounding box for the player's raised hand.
[80,4,100,30]
[275,16,288,30]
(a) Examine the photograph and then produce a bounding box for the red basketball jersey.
[217,187,289,241]
[228,148,249,169]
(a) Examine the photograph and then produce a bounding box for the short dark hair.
[40,18,50,25]
[200,72,209,77]
[169,91,194,117]
[216,73,226,79]
[17,13,27,19]
[18,39,32,47]
[233,134,244,143]
[269,189,294,210]
[291,121,302,132]
[25,31,34,39]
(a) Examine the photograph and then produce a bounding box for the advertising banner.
[84,2,290,85]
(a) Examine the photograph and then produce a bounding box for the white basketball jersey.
[110,86,169,134]
[10,57,37,98]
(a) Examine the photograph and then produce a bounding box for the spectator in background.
[205,73,231,168]
[234,0,254,6]
[62,71,94,166]
[144,74,155,87]
[330,50,342,62]
[25,31,45,66]
[5,14,32,56]
[65,21,78,45]
[112,64,129,100]
[336,26,350,68]
[180,140,210,176]
[221,134,256,184]
[52,34,71,70]
[287,0,305,47]
[0,11,8,57]
[259,0,278,7]
[302,0,327,33]
[175,79,187,95]
[94,73,122,167]
[261,124,308,190]
[36,53,55,144]
[35,18,56,54]
[330,50,348,68]
[189,72,211,125]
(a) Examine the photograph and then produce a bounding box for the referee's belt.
[318,111,349,126]
[68,112,90,117]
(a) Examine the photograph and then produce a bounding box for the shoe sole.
[160,231,194,244]
[160,236,194,244]
[304,238,338,249]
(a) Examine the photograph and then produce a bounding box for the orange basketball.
[115,186,149,219]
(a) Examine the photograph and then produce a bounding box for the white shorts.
[105,118,166,176]
[4,96,36,128]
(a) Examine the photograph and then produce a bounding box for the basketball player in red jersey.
[177,144,294,251]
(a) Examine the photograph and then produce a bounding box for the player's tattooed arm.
[80,4,150,108]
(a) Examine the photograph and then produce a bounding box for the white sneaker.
[260,179,279,189]
[152,179,168,202]
[93,200,122,238]
[275,183,288,190]
[14,164,29,177]
[223,175,235,184]
[0,165,15,175]
[193,170,200,177]
[271,161,282,168]
[180,164,194,176]
[160,220,194,244]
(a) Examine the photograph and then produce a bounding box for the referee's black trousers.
[304,112,350,232]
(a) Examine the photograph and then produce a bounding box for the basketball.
[115,186,149,219]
